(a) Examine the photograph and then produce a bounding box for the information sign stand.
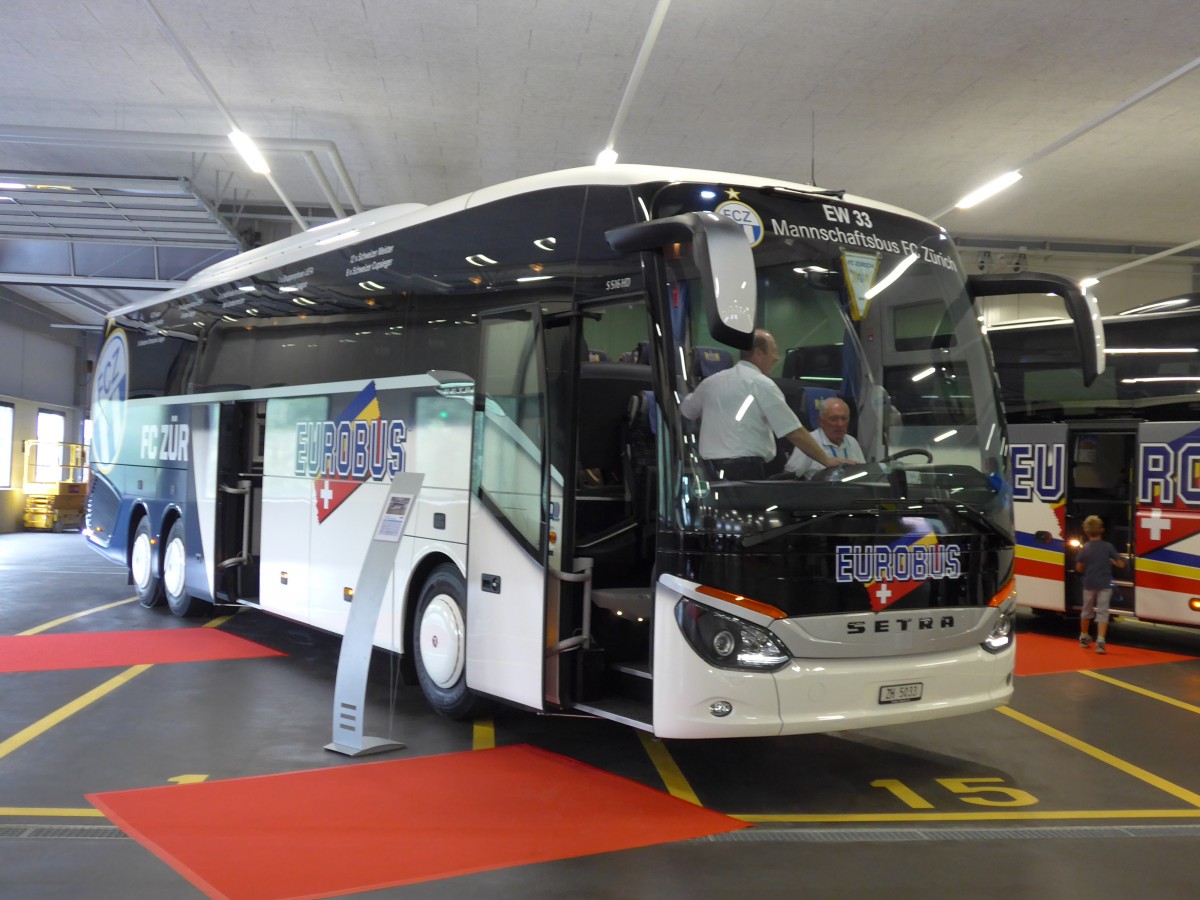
[325,471,423,757]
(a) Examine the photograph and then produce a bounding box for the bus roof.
[108,163,941,320]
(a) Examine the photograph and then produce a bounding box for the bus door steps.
[607,658,652,706]
[571,696,652,732]
[611,660,651,680]
[590,588,653,619]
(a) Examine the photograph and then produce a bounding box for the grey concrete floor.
[4,532,1200,898]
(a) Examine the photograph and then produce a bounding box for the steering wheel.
[882,448,933,464]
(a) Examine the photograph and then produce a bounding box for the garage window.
[0,403,11,488]
[34,410,66,485]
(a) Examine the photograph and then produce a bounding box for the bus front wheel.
[414,564,481,719]
[131,517,164,608]
[163,519,205,617]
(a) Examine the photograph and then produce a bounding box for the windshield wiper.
[762,185,846,200]
[910,498,1013,543]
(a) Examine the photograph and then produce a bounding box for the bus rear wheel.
[163,519,205,617]
[131,517,164,608]
[414,563,482,719]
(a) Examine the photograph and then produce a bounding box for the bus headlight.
[675,598,790,671]
[982,608,1015,654]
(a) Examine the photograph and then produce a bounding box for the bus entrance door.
[1065,426,1136,616]
[213,400,264,605]
[465,308,553,711]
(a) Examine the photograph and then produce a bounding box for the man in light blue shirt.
[785,396,864,478]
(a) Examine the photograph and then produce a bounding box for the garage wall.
[0,314,88,534]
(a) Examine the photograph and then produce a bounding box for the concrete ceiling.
[3,0,1200,326]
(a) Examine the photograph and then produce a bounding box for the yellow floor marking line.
[205,611,241,629]
[0,665,153,762]
[17,597,139,635]
[997,705,1200,807]
[737,808,1200,824]
[636,731,702,806]
[1081,669,1200,715]
[0,807,105,818]
[473,718,496,750]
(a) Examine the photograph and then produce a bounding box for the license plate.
[879,682,923,704]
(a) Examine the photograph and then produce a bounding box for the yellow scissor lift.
[23,441,89,532]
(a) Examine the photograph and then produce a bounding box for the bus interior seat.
[586,349,609,362]
[769,378,809,473]
[692,346,734,378]
[783,344,843,389]
[804,386,837,426]
[577,362,643,490]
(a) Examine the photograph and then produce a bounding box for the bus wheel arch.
[130,511,163,608]
[412,561,483,719]
[162,517,205,618]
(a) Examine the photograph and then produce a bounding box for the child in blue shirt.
[1074,515,1126,654]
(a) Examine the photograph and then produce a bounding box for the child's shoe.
[1095,640,1106,655]
[1079,634,1092,648]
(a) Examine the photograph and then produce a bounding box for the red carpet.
[88,744,747,899]
[1015,632,1196,676]
[0,628,284,673]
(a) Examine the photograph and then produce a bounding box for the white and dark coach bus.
[86,164,1101,738]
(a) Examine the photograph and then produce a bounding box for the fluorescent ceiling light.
[911,366,937,382]
[516,275,553,282]
[1079,277,1100,289]
[596,147,619,167]
[227,129,271,174]
[1105,347,1197,354]
[0,182,27,190]
[308,217,352,232]
[1122,376,1200,384]
[955,171,1022,209]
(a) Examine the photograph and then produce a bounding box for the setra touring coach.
[87,164,1101,737]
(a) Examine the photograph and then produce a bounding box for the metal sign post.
[325,471,423,757]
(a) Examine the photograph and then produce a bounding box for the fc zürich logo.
[835,533,962,611]
[294,382,407,523]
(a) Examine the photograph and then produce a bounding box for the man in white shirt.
[680,329,843,480]
[785,396,864,478]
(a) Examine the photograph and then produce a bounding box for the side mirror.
[968,272,1105,385]
[607,212,756,351]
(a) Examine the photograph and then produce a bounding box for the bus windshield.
[650,185,1009,611]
